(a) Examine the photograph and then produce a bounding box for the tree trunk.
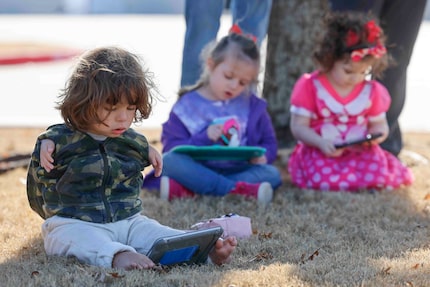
[263,0,329,148]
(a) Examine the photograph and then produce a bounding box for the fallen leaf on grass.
[249,251,273,262]
[300,248,320,265]
[31,271,40,277]
[108,272,125,278]
[151,264,170,273]
[258,232,272,240]
[381,266,391,275]
[94,272,125,283]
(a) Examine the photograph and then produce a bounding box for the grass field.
[1,128,429,286]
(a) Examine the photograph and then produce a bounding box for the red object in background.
[0,42,82,65]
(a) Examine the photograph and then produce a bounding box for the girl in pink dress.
[287,12,414,192]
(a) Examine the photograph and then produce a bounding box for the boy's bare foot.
[112,251,155,270]
[112,237,236,270]
[208,236,237,265]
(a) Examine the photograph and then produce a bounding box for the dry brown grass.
[1,128,429,287]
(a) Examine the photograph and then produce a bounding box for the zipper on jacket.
[99,143,113,222]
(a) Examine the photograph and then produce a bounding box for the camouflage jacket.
[26,124,150,223]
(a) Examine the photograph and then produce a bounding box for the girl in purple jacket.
[158,26,281,204]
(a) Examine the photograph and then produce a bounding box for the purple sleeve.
[161,112,213,153]
[246,96,278,164]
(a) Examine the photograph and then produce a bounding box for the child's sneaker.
[230,181,273,204]
[160,176,195,201]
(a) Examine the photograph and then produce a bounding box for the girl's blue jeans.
[162,151,282,196]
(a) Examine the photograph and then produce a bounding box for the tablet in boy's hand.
[146,227,223,266]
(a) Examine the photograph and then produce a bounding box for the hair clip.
[350,44,386,61]
[229,24,257,43]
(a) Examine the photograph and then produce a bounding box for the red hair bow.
[346,30,360,47]
[365,20,381,43]
[345,20,386,62]
[229,24,257,43]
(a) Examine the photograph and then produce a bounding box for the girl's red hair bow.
[345,20,386,62]
[365,20,381,43]
[346,30,360,47]
[229,24,257,43]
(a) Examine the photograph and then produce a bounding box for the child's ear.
[206,57,215,71]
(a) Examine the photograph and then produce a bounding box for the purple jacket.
[161,93,278,164]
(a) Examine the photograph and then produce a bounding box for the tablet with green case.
[171,145,266,160]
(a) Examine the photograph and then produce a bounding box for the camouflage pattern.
[26,124,150,223]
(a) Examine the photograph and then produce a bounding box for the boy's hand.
[40,139,55,172]
[149,145,163,177]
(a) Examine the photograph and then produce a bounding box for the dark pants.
[329,0,427,156]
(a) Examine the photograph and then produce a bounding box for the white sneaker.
[159,176,170,201]
[231,181,273,205]
[257,182,273,204]
[159,176,195,201]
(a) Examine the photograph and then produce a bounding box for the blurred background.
[0,0,429,132]
[1,0,429,17]
[0,0,184,14]
[0,0,221,128]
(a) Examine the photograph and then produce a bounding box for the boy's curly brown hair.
[57,46,157,131]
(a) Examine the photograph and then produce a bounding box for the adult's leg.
[329,0,383,12]
[377,0,426,155]
[230,0,273,47]
[180,0,223,87]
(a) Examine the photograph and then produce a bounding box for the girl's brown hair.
[57,46,156,131]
